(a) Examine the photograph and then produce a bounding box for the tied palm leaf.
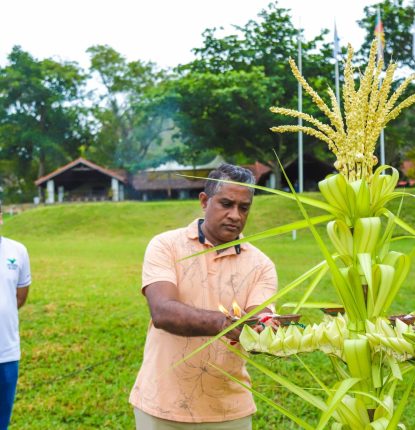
[172,38,415,429]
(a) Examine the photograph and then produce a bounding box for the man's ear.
[199,192,209,210]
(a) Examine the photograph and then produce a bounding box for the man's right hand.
[145,281,241,339]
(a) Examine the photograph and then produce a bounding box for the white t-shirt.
[0,236,31,363]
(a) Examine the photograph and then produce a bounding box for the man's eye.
[240,206,250,212]
[222,202,232,207]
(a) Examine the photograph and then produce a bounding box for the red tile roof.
[35,158,127,186]
[401,160,415,176]
[244,161,271,181]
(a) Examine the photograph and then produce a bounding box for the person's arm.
[17,244,31,309]
[17,286,29,309]
[144,281,241,341]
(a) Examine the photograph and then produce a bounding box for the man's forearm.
[16,287,29,309]
[151,299,236,338]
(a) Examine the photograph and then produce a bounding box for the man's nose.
[228,205,241,221]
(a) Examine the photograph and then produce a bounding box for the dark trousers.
[0,361,19,430]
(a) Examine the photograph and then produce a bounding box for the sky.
[0,0,383,70]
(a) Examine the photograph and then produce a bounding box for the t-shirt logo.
[7,258,18,270]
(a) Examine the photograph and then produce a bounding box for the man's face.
[199,183,253,245]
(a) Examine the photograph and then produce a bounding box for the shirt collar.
[186,219,246,253]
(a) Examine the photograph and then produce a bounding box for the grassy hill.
[5,189,415,239]
[3,193,415,429]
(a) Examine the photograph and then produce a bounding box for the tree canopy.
[162,3,335,186]
[0,46,91,200]
[0,0,414,202]
[86,44,169,171]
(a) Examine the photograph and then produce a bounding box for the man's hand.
[145,281,233,338]
[220,307,275,342]
[220,315,243,342]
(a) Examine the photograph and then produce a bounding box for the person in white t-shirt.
[0,207,31,430]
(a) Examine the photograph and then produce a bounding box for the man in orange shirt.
[130,163,277,429]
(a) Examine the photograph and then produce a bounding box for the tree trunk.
[38,150,46,179]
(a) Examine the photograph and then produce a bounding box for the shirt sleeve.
[245,255,277,312]
[18,245,31,288]
[142,234,177,291]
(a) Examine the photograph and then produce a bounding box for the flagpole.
[334,21,340,106]
[335,54,340,106]
[413,12,415,61]
[411,3,415,64]
[298,27,303,194]
[377,6,386,166]
[379,126,385,166]
[293,24,303,241]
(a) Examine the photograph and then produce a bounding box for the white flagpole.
[377,6,386,166]
[413,24,415,62]
[334,21,340,106]
[293,24,303,241]
[380,123,385,166]
[298,27,303,194]
[411,11,415,62]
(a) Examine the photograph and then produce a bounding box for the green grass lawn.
[3,193,415,429]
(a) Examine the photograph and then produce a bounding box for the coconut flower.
[270,40,415,182]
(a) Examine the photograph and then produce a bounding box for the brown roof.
[35,158,127,186]
[131,171,206,191]
[131,163,269,192]
[244,162,271,181]
[401,160,415,176]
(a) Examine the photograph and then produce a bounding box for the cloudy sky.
[0,0,382,69]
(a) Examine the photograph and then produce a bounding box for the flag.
[333,21,340,58]
[410,19,415,61]
[333,21,341,105]
[374,7,385,60]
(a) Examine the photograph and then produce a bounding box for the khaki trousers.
[134,408,252,430]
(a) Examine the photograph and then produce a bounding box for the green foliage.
[383,108,415,169]
[0,47,92,201]
[164,67,278,162]
[403,146,415,180]
[86,45,170,171]
[357,0,415,168]
[162,3,336,182]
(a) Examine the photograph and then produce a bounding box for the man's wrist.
[219,314,241,341]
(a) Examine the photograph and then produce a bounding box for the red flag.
[374,7,385,60]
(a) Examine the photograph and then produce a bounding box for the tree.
[164,67,280,161]
[0,46,91,200]
[403,144,415,180]
[358,0,415,68]
[164,2,336,187]
[358,0,415,168]
[86,45,171,171]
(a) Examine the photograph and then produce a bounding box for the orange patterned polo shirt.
[129,219,277,423]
